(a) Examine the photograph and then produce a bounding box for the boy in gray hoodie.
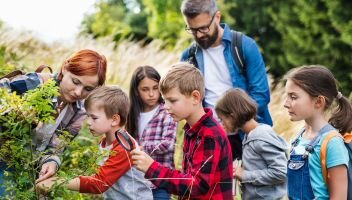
[216,88,288,200]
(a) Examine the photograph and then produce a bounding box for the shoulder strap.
[320,131,343,185]
[290,128,305,153]
[231,30,245,74]
[35,65,53,73]
[187,42,199,68]
[0,70,24,80]
[0,65,52,80]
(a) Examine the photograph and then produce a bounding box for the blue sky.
[0,0,96,43]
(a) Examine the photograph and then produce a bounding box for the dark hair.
[84,86,129,126]
[181,0,217,18]
[215,88,257,131]
[126,66,163,138]
[285,65,352,134]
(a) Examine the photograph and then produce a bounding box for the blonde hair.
[159,62,205,98]
[84,86,129,126]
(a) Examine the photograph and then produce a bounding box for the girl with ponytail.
[284,65,352,199]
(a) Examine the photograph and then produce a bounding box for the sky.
[0,0,96,43]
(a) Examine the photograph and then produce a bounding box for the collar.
[184,108,213,137]
[221,23,232,43]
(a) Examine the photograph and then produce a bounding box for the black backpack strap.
[187,42,199,68]
[231,30,245,74]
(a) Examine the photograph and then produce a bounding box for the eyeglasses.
[185,14,215,34]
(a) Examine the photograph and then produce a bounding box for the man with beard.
[180,0,272,168]
[180,0,272,128]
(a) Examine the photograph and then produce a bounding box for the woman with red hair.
[0,49,107,194]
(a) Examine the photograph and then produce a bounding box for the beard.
[195,25,219,49]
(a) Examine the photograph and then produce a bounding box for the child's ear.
[314,95,326,109]
[191,90,202,104]
[111,114,121,126]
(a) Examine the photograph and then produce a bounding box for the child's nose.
[283,98,291,109]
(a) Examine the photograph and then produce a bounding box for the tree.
[225,0,352,93]
[81,0,185,47]
[81,0,149,42]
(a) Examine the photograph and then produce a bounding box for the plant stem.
[29,128,39,200]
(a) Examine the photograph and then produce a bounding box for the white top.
[202,44,233,110]
[97,139,113,165]
[138,105,159,140]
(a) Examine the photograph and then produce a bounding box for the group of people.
[1,0,352,199]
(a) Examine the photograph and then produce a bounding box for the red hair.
[58,49,107,85]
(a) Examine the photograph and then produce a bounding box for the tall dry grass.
[1,25,302,199]
[0,22,302,162]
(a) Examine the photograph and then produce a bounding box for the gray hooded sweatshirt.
[240,124,288,200]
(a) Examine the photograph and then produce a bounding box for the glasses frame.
[185,14,216,34]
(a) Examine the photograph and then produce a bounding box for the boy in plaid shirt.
[131,63,233,199]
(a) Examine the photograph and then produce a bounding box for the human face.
[162,88,194,122]
[59,69,99,103]
[184,12,220,49]
[86,105,113,137]
[284,79,317,121]
[137,77,160,112]
[217,113,234,133]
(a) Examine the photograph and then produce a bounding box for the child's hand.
[131,149,154,173]
[234,166,243,180]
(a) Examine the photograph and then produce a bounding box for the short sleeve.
[326,136,349,169]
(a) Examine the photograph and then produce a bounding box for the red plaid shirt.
[145,108,233,199]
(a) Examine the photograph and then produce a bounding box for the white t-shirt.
[138,105,159,140]
[202,44,233,110]
[97,139,113,165]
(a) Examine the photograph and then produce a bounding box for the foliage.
[81,0,186,47]
[81,0,352,94]
[141,0,184,47]
[0,46,19,76]
[0,79,58,199]
[81,0,149,42]
[222,0,352,94]
[45,127,104,200]
[0,80,104,199]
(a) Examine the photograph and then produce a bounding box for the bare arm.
[36,177,80,194]
[327,165,348,200]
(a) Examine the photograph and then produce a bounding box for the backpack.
[187,30,246,74]
[320,131,352,199]
[0,65,53,145]
[0,65,53,81]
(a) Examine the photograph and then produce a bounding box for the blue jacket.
[181,23,272,126]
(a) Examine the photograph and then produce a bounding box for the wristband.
[42,158,60,172]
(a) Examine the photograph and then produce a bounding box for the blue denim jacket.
[181,23,272,125]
